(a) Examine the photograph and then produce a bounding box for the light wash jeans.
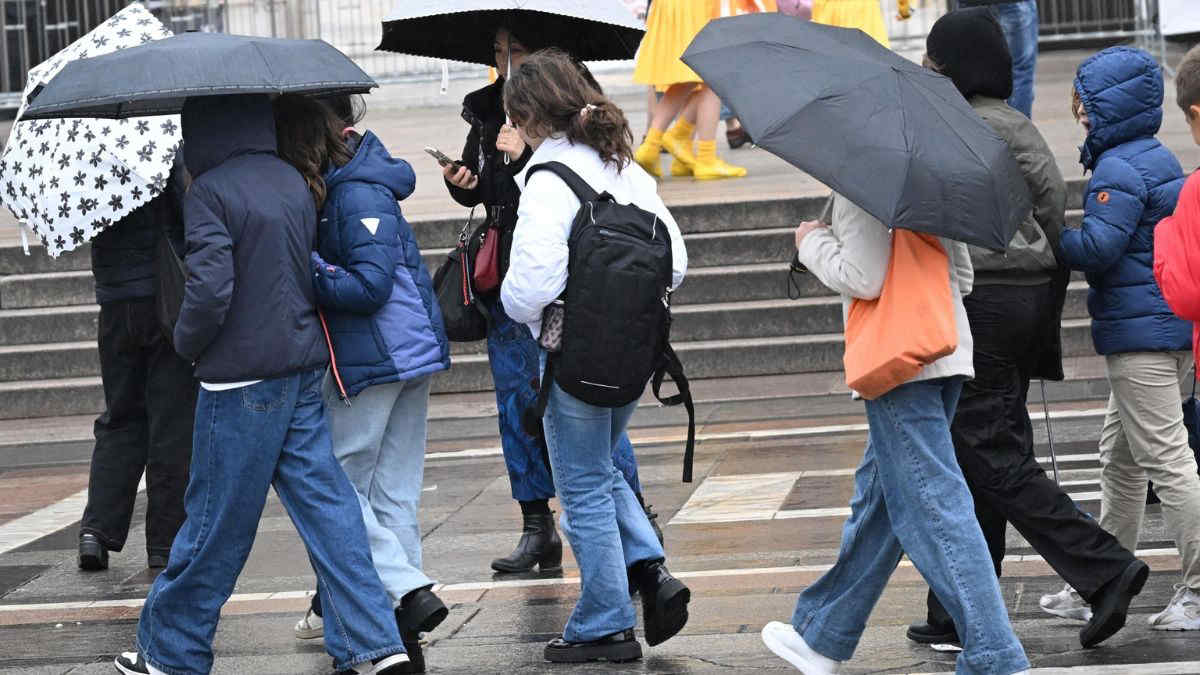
[324,374,435,605]
[1099,351,1200,590]
[990,0,1039,118]
[790,377,1029,675]
[540,355,665,642]
[138,369,404,674]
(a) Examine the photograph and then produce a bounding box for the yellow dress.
[634,0,777,87]
[811,0,890,48]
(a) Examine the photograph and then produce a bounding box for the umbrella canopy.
[682,13,1031,251]
[379,0,645,65]
[0,2,181,257]
[20,32,376,121]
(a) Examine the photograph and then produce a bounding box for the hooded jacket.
[1154,172,1200,358]
[1059,47,1190,356]
[173,94,328,381]
[311,131,450,397]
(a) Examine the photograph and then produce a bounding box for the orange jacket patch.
[1097,191,1111,203]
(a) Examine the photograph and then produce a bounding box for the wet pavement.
[1,401,1198,674]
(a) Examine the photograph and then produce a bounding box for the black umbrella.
[21,32,376,121]
[378,0,645,65]
[682,13,1031,251]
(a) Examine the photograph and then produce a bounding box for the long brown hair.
[273,94,354,209]
[503,48,633,169]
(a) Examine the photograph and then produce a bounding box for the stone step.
[0,305,98,345]
[0,270,93,309]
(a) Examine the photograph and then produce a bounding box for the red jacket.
[1153,170,1200,359]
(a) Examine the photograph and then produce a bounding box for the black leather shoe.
[490,513,562,574]
[906,619,959,645]
[630,559,690,646]
[395,586,448,635]
[402,632,425,673]
[726,126,752,149]
[78,533,108,571]
[643,504,664,546]
[543,629,642,663]
[1080,559,1149,648]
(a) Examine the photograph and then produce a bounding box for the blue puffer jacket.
[312,131,450,397]
[1059,47,1190,356]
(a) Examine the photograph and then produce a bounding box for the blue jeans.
[541,362,664,642]
[485,297,642,500]
[790,377,1028,675]
[991,0,1038,118]
[324,374,434,605]
[137,369,403,674]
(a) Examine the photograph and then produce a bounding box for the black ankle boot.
[643,504,664,546]
[395,586,448,635]
[490,513,562,574]
[79,533,108,571]
[629,559,690,646]
[402,632,425,673]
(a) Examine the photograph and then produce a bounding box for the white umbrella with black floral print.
[0,2,180,257]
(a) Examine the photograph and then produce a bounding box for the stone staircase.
[0,180,1093,422]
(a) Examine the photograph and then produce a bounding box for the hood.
[323,130,415,201]
[461,80,503,128]
[926,8,1013,102]
[1075,47,1164,170]
[182,94,277,178]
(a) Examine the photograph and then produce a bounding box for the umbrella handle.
[1040,379,1060,484]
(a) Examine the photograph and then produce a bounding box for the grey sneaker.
[1039,584,1092,622]
[1148,585,1200,630]
[293,607,323,639]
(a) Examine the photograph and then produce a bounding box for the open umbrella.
[20,32,376,121]
[378,0,645,64]
[682,13,1031,251]
[0,2,180,257]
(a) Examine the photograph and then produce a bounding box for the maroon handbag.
[473,223,502,293]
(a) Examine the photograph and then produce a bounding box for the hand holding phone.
[425,146,459,168]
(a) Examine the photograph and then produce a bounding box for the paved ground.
[4,45,1200,674]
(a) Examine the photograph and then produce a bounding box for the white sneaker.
[1039,583,1092,622]
[346,654,410,674]
[293,608,323,639]
[761,621,841,674]
[1148,585,1200,630]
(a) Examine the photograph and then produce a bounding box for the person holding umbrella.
[440,21,662,575]
[904,9,1149,651]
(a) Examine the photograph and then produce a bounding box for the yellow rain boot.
[662,118,696,176]
[693,140,747,180]
[634,128,664,178]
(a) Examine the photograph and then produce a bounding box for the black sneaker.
[332,653,411,674]
[543,629,642,663]
[79,533,108,571]
[905,619,959,645]
[114,651,150,674]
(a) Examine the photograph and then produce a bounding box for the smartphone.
[424,146,459,168]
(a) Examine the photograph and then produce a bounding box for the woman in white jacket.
[500,49,690,665]
[760,195,1031,675]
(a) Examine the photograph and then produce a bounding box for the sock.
[642,127,664,152]
[665,117,695,142]
[696,140,717,163]
[519,499,551,516]
[310,591,322,618]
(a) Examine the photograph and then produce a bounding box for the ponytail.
[504,48,634,170]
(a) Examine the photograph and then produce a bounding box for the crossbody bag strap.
[652,344,696,483]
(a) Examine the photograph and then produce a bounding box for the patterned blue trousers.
[484,298,642,501]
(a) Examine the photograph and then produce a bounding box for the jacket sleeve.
[1059,156,1147,273]
[500,170,575,325]
[1017,137,1068,257]
[949,239,974,296]
[445,124,482,208]
[173,183,234,362]
[311,185,402,316]
[797,194,890,300]
[1154,174,1200,321]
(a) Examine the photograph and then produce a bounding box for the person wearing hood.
[955,0,1039,118]
[443,22,662,576]
[275,94,451,671]
[1043,46,1200,632]
[114,95,410,675]
[907,11,1148,651]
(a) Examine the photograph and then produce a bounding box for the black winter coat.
[445,80,533,281]
[173,94,328,382]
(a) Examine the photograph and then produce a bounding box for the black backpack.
[522,161,696,482]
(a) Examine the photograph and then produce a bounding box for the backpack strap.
[652,344,696,483]
[526,161,600,202]
[523,353,557,440]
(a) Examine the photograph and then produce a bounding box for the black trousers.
[927,283,1135,626]
[80,298,197,556]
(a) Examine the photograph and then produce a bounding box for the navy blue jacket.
[312,131,449,397]
[173,95,328,382]
[1059,47,1190,355]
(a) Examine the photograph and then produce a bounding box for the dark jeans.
[80,298,197,556]
[926,283,1136,626]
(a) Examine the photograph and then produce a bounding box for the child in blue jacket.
[1043,46,1200,631]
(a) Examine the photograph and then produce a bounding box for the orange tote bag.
[843,230,958,400]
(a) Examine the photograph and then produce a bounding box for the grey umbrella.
[682,13,1031,251]
[21,32,376,121]
[378,0,644,64]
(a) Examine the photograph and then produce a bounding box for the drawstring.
[318,308,350,407]
[440,61,449,96]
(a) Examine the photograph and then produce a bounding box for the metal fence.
[0,0,1177,102]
